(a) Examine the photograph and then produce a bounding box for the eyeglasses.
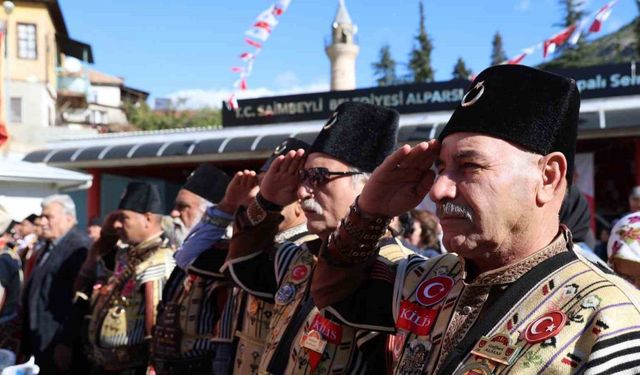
[298,167,362,188]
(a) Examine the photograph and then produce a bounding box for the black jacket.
[22,226,90,354]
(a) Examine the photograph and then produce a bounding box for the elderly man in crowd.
[86,182,175,374]
[150,164,233,375]
[310,65,640,374]
[226,102,409,374]
[169,165,220,246]
[22,194,90,374]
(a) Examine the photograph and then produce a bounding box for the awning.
[57,34,94,64]
[22,115,449,168]
[22,108,630,168]
[0,160,92,190]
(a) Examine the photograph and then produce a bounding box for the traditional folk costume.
[225,103,407,375]
[86,182,176,374]
[151,165,237,375]
[311,65,640,375]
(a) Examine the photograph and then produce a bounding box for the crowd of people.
[1,64,639,374]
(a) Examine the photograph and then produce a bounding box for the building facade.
[0,0,97,158]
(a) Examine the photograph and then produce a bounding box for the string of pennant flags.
[226,0,292,111]
[225,0,618,110]
[503,0,618,65]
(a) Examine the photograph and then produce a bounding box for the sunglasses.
[298,167,362,188]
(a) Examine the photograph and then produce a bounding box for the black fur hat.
[309,102,399,173]
[118,182,164,214]
[260,138,311,173]
[438,64,580,185]
[183,164,231,204]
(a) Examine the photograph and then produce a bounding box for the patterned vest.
[231,226,315,375]
[262,238,409,375]
[87,236,174,370]
[389,231,640,374]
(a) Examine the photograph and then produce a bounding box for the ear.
[536,152,567,206]
[144,212,153,227]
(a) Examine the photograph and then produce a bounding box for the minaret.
[325,0,359,91]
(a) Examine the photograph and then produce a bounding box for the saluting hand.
[359,140,440,217]
[260,149,306,207]
[218,170,259,214]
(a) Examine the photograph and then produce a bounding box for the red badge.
[310,314,343,344]
[524,311,567,343]
[291,265,310,283]
[415,276,454,306]
[396,300,438,336]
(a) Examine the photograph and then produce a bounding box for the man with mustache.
[311,65,640,374]
[226,102,409,374]
[86,182,176,374]
[221,138,315,375]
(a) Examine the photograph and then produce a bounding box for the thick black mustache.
[436,201,474,222]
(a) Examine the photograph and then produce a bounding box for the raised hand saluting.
[259,148,306,207]
[217,170,259,215]
[359,140,440,218]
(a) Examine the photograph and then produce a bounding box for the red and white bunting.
[502,0,618,66]
[226,0,293,110]
[543,24,576,58]
[589,0,618,33]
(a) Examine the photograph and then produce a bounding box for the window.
[17,23,37,60]
[10,97,22,123]
[90,110,108,125]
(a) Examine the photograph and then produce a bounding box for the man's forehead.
[304,152,351,169]
[438,133,528,159]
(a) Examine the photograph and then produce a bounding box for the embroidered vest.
[391,248,640,374]
[88,237,173,369]
[262,238,409,375]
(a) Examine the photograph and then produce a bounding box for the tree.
[555,0,586,62]
[452,58,472,80]
[491,31,507,65]
[557,0,586,28]
[407,0,434,83]
[122,99,222,132]
[372,44,398,87]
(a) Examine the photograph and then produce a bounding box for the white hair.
[42,194,77,221]
[199,196,213,212]
[349,167,371,188]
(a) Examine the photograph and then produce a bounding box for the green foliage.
[557,0,586,28]
[491,31,507,65]
[407,0,434,83]
[452,57,472,80]
[372,44,398,87]
[122,99,222,131]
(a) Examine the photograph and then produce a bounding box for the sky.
[58,0,638,108]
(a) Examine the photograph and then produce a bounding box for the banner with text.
[222,62,640,126]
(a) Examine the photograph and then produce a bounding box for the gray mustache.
[437,201,474,222]
[301,199,324,215]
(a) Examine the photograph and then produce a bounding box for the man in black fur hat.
[150,164,235,375]
[169,164,230,246]
[226,102,409,374]
[310,64,640,374]
[86,182,176,374]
